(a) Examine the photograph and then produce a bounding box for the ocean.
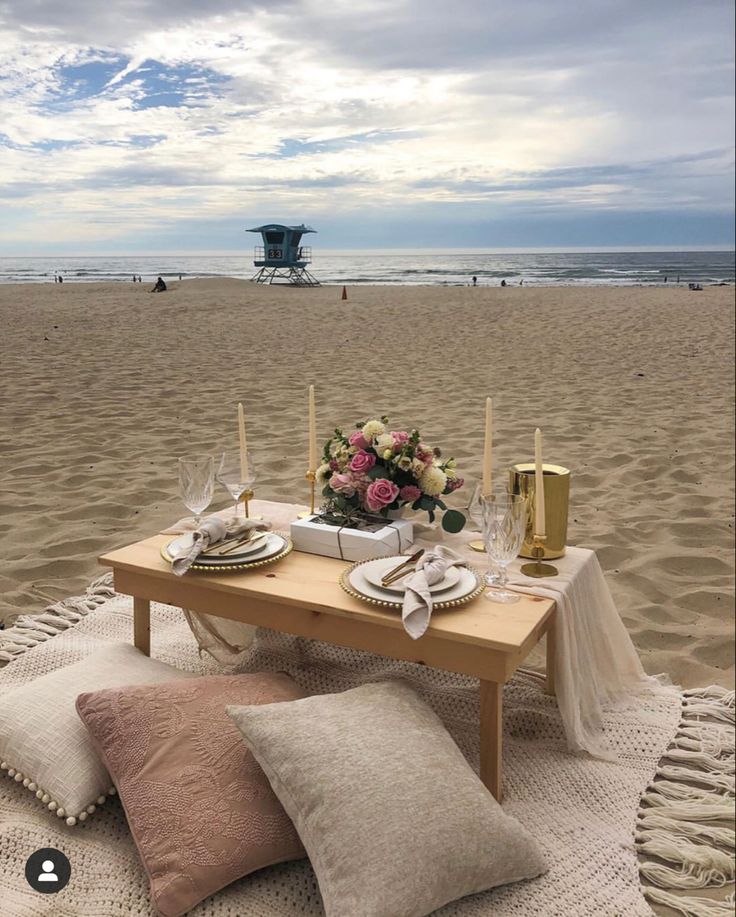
[0,250,733,286]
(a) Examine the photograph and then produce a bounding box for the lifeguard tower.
[247,223,319,286]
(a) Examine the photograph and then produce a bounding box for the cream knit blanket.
[0,582,733,917]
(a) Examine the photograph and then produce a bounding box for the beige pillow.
[77,672,306,917]
[227,680,546,917]
[0,643,193,825]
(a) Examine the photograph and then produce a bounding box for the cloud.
[0,0,733,249]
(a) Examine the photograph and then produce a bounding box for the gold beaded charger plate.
[362,556,461,595]
[161,532,292,572]
[341,557,485,609]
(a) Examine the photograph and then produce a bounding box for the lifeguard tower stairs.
[247,223,320,286]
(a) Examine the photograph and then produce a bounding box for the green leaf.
[428,510,435,524]
[441,509,466,534]
[366,465,385,481]
[435,499,447,511]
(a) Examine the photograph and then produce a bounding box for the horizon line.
[2,245,735,258]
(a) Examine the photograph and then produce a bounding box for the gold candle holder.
[240,488,254,519]
[297,470,317,519]
[520,535,559,578]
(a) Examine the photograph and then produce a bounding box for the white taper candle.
[534,427,545,538]
[482,397,493,495]
[238,402,248,480]
[308,385,317,472]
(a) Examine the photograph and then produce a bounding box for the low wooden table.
[99,536,556,801]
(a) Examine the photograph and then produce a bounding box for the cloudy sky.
[1,0,734,253]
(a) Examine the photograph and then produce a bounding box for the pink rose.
[349,430,369,450]
[447,477,464,493]
[364,478,400,512]
[328,459,340,471]
[391,431,410,450]
[349,450,376,474]
[416,444,434,466]
[399,484,422,503]
[329,472,357,496]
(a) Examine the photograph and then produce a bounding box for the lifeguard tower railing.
[254,246,312,265]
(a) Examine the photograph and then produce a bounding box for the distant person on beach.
[179,274,182,280]
[150,276,167,293]
[58,276,63,284]
[501,279,507,287]
[472,276,477,286]
[520,279,524,286]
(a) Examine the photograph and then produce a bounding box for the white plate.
[362,557,461,595]
[347,562,481,607]
[164,532,286,567]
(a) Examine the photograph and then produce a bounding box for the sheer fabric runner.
[175,499,674,758]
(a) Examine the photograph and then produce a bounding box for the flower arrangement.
[317,417,466,533]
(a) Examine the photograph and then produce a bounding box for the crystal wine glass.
[178,455,214,526]
[216,451,256,520]
[469,482,506,583]
[481,493,527,603]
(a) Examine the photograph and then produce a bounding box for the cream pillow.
[0,643,193,825]
[228,680,546,917]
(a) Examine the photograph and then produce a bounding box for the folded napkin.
[401,545,465,640]
[168,516,271,576]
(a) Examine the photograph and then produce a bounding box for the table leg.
[545,615,556,697]
[479,680,502,801]
[133,598,151,656]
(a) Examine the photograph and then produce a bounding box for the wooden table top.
[100,534,555,656]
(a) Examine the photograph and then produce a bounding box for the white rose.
[375,433,394,452]
[315,463,331,486]
[411,459,426,477]
[419,465,447,496]
[395,455,413,471]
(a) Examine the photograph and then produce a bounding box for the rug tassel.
[656,764,735,793]
[638,812,735,849]
[681,692,735,725]
[643,886,735,917]
[640,796,735,822]
[637,830,734,887]
[643,780,731,804]
[0,574,114,665]
[664,747,734,774]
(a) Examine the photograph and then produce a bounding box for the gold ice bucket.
[509,463,570,559]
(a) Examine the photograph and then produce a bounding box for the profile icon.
[25,847,71,893]
[38,859,58,882]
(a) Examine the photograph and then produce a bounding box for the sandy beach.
[0,279,733,690]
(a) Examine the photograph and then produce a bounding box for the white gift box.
[290,514,414,562]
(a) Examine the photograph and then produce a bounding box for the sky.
[0,0,734,253]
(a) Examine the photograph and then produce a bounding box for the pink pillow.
[76,673,306,917]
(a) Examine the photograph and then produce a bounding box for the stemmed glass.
[481,494,527,603]
[216,451,256,520]
[178,455,214,526]
[468,482,503,584]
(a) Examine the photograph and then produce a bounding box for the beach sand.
[0,279,733,690]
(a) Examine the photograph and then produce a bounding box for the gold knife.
[381,549,424,585]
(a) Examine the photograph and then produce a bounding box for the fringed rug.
[0,578,733,917]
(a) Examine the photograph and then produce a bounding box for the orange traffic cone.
[341,285,348,301]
